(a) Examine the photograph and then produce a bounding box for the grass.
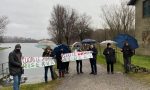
[0,47,10,50]
[132,55,150,69]
[0,47,5,50]
[1,80,60,90]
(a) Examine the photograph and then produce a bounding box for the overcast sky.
[0,0,121,39]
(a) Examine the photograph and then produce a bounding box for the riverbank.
[0,47,10,51]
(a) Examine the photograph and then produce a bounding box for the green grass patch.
[132,55,150,69]
[0,47,10,51]
[1,80,60,90]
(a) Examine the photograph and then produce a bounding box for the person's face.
[61,49,63,52]
[125,42,129,46]
[47,49,50,52]
[108,45,111,48]
[16,47,21,50]
[90,45,93,48]
[16,48,21,52]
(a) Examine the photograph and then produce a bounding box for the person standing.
[42,46,55,83]
[56,49,65,78]
[9,44,24,90]
[103,43,116,74]
[64,46,71,74]
[121,42,134,73]
[89,45,98,75]
[75,45,83,74]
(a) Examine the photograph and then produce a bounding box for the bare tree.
[63,8,78,45]
[48,5,93,44]
[0,16,8,42]
[48,5,66,44]
[76,14,92,41]
[100,0,135,39]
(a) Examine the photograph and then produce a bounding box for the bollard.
[2,63,4,78]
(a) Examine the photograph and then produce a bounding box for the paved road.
[56,60,150,90]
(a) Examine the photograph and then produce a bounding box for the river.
[0,43,53,84]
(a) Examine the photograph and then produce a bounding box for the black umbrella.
[81,39,96,44]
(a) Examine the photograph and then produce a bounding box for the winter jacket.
[89,47,98,59]
[122,45,133,58]
[9,50,23,76]
[103,47,116,63]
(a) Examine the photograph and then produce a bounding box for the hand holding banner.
[22,57,55,69]
[62,51,93,62]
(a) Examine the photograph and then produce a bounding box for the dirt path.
[56,60,150,90]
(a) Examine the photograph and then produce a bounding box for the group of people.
[103,42,134,74]
[74,45,98,75]
[8,42,134,90]
[53,44,98,79]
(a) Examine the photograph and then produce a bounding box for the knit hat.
[15,44,21,49]
[107,43,111,47]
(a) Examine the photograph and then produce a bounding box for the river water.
[0,43,53,84]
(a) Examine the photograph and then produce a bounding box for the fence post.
[2,63,4,78]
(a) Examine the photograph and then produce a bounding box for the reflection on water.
[0,43,53,83]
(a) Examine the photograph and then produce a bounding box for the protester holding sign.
[75,45,83,74]
[88,45,98,75]
[9,44,24,90]
[42,46,55,83]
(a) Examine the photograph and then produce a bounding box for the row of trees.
[2,36,38,43]
[48,0,135,45]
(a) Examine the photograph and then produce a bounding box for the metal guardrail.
[0,62,9,80]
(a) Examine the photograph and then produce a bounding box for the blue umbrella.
[53,44,69,56]
[114,34,139,49]
[81,39,96,44]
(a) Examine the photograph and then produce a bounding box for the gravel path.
[56,60,150,90]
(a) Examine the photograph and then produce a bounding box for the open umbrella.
[71,42,82,49]
[81,39,96,44]
[35,40,57,49]
[53,44,70,55]
[114,34,139,49]
[100,40,117,46]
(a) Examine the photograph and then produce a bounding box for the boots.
[62,71,64,77]
[59,71,61,78]
[59,71,65,78]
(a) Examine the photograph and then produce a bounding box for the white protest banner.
[22,57,55,69]
[62,51,93,62]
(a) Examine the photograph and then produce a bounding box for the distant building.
[128,0,150,55]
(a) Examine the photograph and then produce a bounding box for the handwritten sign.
[62,51,93,62]
[22,57,55,69]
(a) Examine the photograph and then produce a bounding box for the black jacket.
[9,50,23,76]
[103,47,116,63]
[89,47,98,59]
[122,45,133,58]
